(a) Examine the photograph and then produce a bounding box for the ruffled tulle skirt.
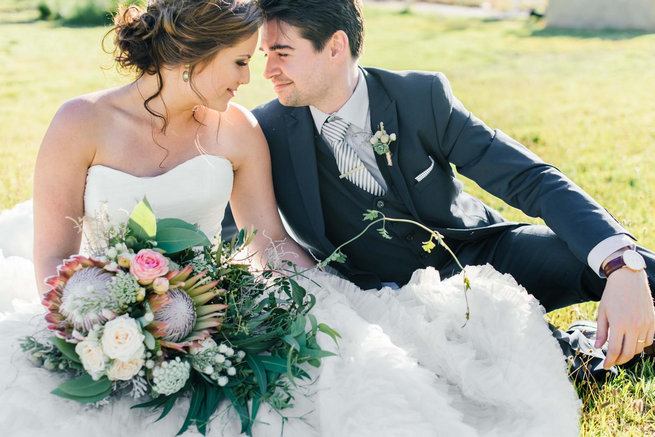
[0,201,580,436]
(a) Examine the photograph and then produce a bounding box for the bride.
[0,0,580,435]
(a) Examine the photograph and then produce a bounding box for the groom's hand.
[596,268,655,369]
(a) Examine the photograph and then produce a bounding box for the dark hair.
[257,0,364,58]
[107,0,262,129]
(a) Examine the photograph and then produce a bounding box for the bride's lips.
[227,88,237,97]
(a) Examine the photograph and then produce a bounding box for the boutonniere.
[370,122,396,166]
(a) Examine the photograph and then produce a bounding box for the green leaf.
[299,347,336,360]
[128,197,157,241]
[156,395,179,422]
[155,227,211,254]
[50,336,81,364]
[308,314,318,335]
[51,386,112,404]
[290,280,306,306]
[318,323,342,346]
[377,227,392,240]
[290,315,306,337]
[225,388,251,435]
[177,381,205,436]
[143,330,156,350]
[54,374,112,398]
[363,210,380,221]
[197,386,223,435]
[283,334,301,351]
[249,397,261,435]
[246,355,268,395]
[156,218,199,232]
[132,393,172,410]
[258,355,289,373]
[422,239,436,253]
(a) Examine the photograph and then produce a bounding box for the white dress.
[0,155,581,436]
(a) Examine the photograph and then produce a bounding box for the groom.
[244,0,655,369]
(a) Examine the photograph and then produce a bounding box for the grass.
[2,1,655,434]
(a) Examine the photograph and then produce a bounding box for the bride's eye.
[236,60,248,67]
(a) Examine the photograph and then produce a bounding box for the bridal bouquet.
[20,198,338,436]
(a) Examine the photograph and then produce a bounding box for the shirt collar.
[310,68,370,133]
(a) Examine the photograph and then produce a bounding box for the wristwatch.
[602,249,646,277]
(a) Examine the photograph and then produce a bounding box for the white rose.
[75,339,108,381]
[381,134,389,143]
[101,315,145,361]
[389,133,396,141]
[106,356,144,381]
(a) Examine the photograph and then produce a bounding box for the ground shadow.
[528,26,653,41]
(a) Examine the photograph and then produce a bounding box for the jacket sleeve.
[428,72,630,263]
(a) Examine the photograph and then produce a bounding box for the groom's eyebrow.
[260,44,294,52]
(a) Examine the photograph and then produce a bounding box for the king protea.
[147,266,227,353]
[42,255,118,341]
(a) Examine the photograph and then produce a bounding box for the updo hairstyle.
[108,0,262,127]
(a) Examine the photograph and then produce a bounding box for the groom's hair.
[257,0,364,58]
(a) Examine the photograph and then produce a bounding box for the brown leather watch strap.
[602,256,626,277]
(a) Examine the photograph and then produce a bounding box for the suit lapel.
[364,68,422,221]
[284,107,332,249]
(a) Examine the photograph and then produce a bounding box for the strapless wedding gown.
[0,155,581,436]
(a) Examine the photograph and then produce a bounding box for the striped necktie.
[321,115,385,196]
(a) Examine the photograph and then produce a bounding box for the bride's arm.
[224,104,316,271]
[33,99,96,295]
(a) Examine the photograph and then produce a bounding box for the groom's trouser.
[438,224,655,312]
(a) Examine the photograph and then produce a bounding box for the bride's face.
[192,31,259,112]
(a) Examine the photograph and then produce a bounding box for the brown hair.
[107,0,262,130]
[258,0,364,58]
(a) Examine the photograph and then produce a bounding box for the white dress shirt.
[309,69,631,277]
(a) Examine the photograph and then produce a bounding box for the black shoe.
[550,321,617,382]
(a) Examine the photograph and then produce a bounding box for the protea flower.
[147,266,227,353]
[42,256,118,341]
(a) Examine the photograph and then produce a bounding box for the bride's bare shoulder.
[220,102,267,154]
[40,87,127,162]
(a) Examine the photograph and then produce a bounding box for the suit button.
[376,200,385,208]
[405,234,414,241]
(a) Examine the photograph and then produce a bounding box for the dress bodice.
[83,155,233,249]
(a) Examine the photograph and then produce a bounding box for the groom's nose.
[263,56,278,80]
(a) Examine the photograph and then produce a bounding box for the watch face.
[623,250,646,271]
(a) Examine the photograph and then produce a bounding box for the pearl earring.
[182,64,190,82]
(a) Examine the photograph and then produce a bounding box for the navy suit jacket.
[251,67,627,269]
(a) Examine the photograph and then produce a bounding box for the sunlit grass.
[2,2,655,434]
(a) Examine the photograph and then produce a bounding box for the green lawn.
[2,1,655,434]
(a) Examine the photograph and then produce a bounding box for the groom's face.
[260,20,332,108]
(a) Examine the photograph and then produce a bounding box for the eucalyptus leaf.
[290,315,306,338]
[290,280,306,306]
[318,323,342,346]
[283,334,301,351]
[128,197,157,240]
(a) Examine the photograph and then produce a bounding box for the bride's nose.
[239,66,251,85]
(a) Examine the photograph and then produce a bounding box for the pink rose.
[130,249,169,285]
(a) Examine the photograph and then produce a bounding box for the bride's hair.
[107,0,262,130]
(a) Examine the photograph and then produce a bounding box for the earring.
[182,64,190,82]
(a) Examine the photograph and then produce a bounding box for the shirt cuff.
[587,234,635,277]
